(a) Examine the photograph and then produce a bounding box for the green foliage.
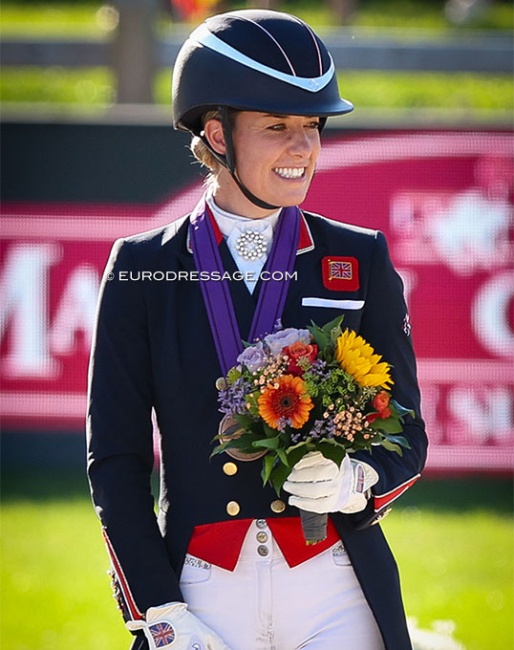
[306,314,344,352]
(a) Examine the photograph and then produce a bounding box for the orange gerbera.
[257,374,314,429]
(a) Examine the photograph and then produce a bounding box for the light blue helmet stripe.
[190,23,335,93]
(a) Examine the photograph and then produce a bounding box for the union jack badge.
[355,463,366,493]
[148,621,176,647]
[322,256,359,292]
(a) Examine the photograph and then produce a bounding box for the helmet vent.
[291,16,323,76]
[236,14,296,76]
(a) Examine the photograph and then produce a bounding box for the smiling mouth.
[273,167,306,179]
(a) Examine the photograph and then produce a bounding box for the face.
[205,111,321,218]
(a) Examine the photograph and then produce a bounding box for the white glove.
[283,451,379,514]
[126,602,231,650]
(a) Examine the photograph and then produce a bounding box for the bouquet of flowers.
[213,316,412,542]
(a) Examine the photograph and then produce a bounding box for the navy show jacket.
[87,208,428,650]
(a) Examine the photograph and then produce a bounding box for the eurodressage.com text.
[107,270,298,282]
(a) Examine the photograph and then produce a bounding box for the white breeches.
[179,520,385,650]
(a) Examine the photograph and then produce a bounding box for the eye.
[267,122,286,132]
[305,120,320,130]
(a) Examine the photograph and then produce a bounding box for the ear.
[203,119,227,156]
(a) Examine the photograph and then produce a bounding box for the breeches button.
[257,545,269,557]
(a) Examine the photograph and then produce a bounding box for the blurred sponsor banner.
[1,130,513,472]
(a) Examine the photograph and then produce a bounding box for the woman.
[87,10,427,650]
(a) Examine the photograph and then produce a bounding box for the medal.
[218,415,266,462]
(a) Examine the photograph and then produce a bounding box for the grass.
[384,509,513,650]
[1,501,128,648]
[1,472,513,649]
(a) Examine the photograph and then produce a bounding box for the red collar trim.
[297,211,314,254]
[207,205,224,245]
[186,209,314,255]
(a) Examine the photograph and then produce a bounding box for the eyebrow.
[261,114,319,119]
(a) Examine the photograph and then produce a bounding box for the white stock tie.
[226,221,274,292]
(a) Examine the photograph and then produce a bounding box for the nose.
[287,127,318,157]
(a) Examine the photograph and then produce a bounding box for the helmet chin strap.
[201,106,281,212]
[231,171,281,212]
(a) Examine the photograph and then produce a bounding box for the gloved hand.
[126,602,231,650]
[283,451,379,514]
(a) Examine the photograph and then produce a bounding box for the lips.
[274,167,306,179]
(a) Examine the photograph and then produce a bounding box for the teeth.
[274,167,305,179]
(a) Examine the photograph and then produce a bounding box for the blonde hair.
[190,110,223,174]
[190,108,238,179]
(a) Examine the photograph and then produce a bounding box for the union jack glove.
[283,451,379,514]
[126,602,231,650]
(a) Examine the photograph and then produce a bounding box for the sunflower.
[257,374,314,430]
[336,330,393,389]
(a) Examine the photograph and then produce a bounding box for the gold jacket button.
[256,531,268,543]
[270,499,286,514]
[226,501,240,517]
[223,462,238,476]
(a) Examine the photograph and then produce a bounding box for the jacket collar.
[185,207,314,255]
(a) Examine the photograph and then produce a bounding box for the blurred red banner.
[1,131,513,472]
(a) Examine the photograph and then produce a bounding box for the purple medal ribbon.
[189,199,300,375]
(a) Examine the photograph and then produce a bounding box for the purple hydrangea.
[237,342,268,374]
[264,328,311,356]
